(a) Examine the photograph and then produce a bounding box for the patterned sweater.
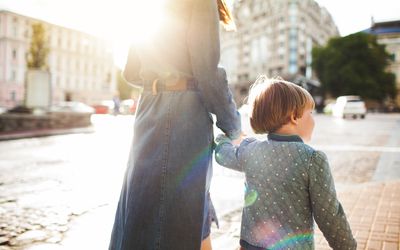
[215,133,357,250]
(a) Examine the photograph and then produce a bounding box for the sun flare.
[105,0,166,68]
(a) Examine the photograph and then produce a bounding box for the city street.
[0,113,399,250]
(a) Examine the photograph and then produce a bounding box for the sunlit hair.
[249,75,315,134]
[217,0,236,31]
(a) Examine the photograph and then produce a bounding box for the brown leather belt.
[143,78,196,95]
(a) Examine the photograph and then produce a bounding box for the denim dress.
[108,0,241,249]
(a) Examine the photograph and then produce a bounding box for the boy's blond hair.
[248,76,315,134]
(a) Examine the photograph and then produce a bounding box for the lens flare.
[175,146,211,190]
[244,188,258,207]
[250,220,313,249]
[270,231,313,250]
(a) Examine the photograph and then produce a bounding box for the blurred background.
[0,0,399,249]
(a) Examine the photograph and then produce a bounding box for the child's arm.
[309,151,357,250]
[214,134,247,172]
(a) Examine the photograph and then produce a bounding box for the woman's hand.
[232,131,246,145]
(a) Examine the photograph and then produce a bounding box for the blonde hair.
[217,0,236,31]
[249,76,315,134]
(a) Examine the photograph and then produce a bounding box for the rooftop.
[364,19,400,35]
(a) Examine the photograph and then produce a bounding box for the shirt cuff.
[215,134,232,145]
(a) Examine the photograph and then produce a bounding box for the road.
[0,113,399,249]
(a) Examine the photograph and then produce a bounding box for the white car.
[332,96,367,119]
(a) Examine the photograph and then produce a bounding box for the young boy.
[215,77,356,250]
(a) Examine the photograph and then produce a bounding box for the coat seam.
[155,94,172,249]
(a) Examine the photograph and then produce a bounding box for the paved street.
[0,113,399,249]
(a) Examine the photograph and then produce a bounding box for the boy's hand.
[232,131,246,145]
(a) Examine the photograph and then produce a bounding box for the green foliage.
[27,23,50,70]
[312,32,396,102]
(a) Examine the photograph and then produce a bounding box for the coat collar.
[267,133,303,143]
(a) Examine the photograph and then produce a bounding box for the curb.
[0,127,95,141]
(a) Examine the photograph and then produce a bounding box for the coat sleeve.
[122,45,142,87]
[214,134,243,172]
[187,0,241,139]
[309,151,357,250]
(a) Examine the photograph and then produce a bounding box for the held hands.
[232,131,246,145]
[215,131,246,147]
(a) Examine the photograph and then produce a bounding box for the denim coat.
[108,0,241,249]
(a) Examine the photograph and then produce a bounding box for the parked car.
[51,101,95,114]
[120,99,137,115]
[332,95,367,119]
[92,100,114,114]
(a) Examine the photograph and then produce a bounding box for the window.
[70,59,74,71]
[11,91,16,101]
[76,38,81,53]
[251,38,260,64]
[11,70,16,81]
[289,63,297,74]
[24,21,30,38]
[239,73,249,81]
[13,18,18,38]
[12,49,17,60]
[57,56,61,70]
[107,72,111,83]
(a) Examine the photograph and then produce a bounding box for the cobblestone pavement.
[211,181,400,250]
[0,115,131,250]
[0,114,399,250]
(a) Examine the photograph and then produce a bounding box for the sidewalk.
[211,180,400,250]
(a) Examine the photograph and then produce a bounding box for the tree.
[312,32,396,102]
[27,23,49,70]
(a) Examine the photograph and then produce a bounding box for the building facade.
[0,10,116,108]
[365,20,400,108]
[220,0,339,104]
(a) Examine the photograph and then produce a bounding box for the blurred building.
[0,10,116,108]
[365,19,400,108]
[220,0,339,105]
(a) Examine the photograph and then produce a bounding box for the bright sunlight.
[76,0,167,68]
[105,0,166,68]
